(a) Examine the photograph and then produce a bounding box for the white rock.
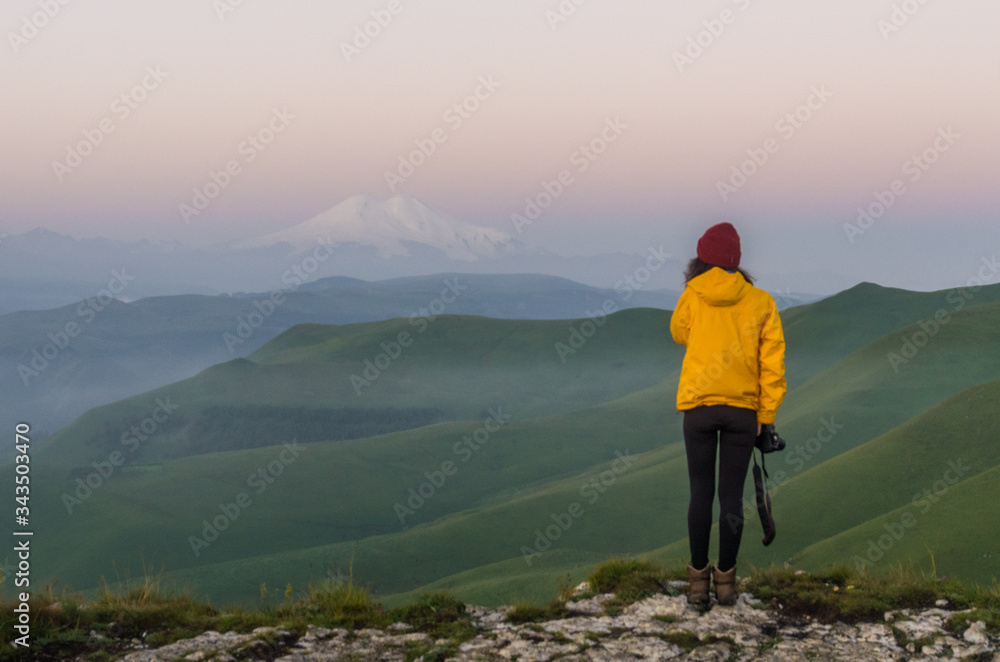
[591,635,684,660]
[566,593,615,615]
[964,620,989,645]
[106,591,1000,662]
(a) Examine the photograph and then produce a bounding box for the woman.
[670,222,786,607]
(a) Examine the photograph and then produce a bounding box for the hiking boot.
[686,564,711,607]
[713,565,738,606]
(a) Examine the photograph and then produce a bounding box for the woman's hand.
[757,423,762,436]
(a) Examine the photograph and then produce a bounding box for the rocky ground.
[102,586,999,662]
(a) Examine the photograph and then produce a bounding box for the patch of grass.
[0,569,404,660]
[889,626,936,651]
[0,578,249,662]
[231,630,299,661]
[506,601,569,625]
[8,561,999,661]
[948,608,1000,637]
[388,592,477,642]
[294,577,388,630]
[658,631,701,651]
[655,631,734,654]
[586,557,679,615]
[945,581,1000,638]
[743,564,977,624]
[403,641,462,662]
[556,573,581,602]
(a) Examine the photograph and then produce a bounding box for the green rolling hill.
[778,281,1000,387]
[31,308,677,468]
[7,282,1000,608]
[24,309,685,593]
[758,299,1000,472]
[70,378,999,608]
[0,272,682,459]
[644,380,1000,575]
[791,463,1000,585]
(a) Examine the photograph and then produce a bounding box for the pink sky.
[2,0,998,273]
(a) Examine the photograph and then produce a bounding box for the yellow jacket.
[670,268,786,424]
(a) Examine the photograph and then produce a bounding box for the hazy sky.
[2,0,999,290]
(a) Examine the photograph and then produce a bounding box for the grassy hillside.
[30,308,677,467]
[12,285,1000,608]
[779,281,1000,387]
[645,380,1000,578]
[38,281,1000,470]
[790,463,1000,585]
[23,328,690,599]
[38,421,689,607]
[757,299,1000,473]
[0,272,680,458]
[68,378,1000,608]
[38,375,1000,607]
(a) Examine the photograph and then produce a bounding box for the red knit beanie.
[697,222,741,269]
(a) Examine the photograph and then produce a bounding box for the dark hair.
[684,258,755,285]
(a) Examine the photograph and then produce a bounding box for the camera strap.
[752,449,776,546]
[754,446,770,480]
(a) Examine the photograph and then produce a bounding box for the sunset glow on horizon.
[2,0,998,289]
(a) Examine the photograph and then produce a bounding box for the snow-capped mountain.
[230,194,527,261]
[0,195,824,315]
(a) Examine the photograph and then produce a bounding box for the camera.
[755,424,786,453]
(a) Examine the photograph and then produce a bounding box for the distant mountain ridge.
[228,194,530,260]
[0,194,831,313]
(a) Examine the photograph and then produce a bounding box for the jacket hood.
[687,268,752,307]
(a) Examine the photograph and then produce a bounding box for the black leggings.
[683,405,757,572]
